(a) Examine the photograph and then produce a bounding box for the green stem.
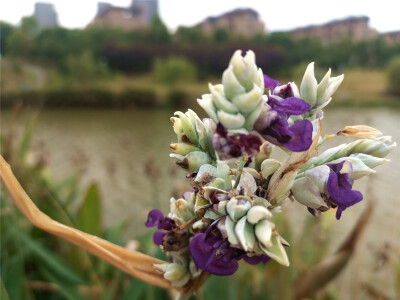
[175,293,191,300]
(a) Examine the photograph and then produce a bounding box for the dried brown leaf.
[267,119,322,202]
[0,155,172,290]
[337,125,383,139]
[293,198,374,300]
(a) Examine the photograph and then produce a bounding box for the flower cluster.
[146,50,396,287]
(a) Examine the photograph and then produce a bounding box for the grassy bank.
[2,59,400,109]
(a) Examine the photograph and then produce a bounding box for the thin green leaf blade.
[77,183,102,236]
[13,227,86,285]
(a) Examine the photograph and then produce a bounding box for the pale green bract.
[197,50,267,132]
[149,50,396,291]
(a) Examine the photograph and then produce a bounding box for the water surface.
[1,106,399,297]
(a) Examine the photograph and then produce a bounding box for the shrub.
[387,55,400,95]
[63,51,109,82]
[117,88,157,108]
[166,89,188,108]
[152,57,197,85]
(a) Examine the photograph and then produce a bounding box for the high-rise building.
[34,2,58,28]
[89,0,159,30]
[130,0,158,23]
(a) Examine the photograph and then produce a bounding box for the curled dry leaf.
[337,125,383,139]
[267,119,322,204]
[0,154,206,295]
[293,196,375,300]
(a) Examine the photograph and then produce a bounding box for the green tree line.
[1,16,400,77]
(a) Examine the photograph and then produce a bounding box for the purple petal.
[189,233,239,276]
[153,231,165,245]
[145,209,164,227]
[273,97,311,116]
[243,254,270,265]
[273,83,295,98]
[327,171,363,220]
[158,217,176,230]
[204,257,239,276]
[262,117,292,145]
[264,74,281,91]
[283,119,313,152]
[327,161,345,174]
[213,126,262,160]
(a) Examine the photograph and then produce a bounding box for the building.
[383,31,400,45]
[88,0,158,30]
[197,8,266,37]
[34,2,58,28]
[131,0,158,23]
[290,16,378,43]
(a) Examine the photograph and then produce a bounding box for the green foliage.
[149,15,171,44]
[175,26,205,44]
[153,57,197,85]
[20,16,40,36]
[387,55,400,95]
[213,28,229,43]
[0,21,14,55]
[63,51,110,82]
[6,29,36,57]
[77,183,102,236]
[3,17,400,78]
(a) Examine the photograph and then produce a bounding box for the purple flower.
[257,75,314,152]
[189,223,269,276]
[264,74,281,91]
[254,96,313,152]
[213,123,262,160]
[145,209,176,245]
[327,161,363,220]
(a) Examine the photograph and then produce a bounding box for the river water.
[1,106,399,298]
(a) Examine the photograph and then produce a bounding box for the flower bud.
[235,216,256,251]
[300,62,318,106]
[300,63,344,118]
[291,176,328,209]
[255,219,273,248]
[261,159,280,179]
[247,206,273,224]
[319,75,344,105]
[170,143,201,156]
[163,263,191,287]
[301,136,395,171]
[198,50,264,131]
[226,197,251,221]
[170,151,212,173]
[174,111,198,145]
[169,197,194,222]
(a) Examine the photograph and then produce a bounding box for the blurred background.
[1,1,399,299]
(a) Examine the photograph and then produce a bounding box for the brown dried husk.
[0,154,207,295]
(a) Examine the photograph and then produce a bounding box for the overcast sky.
[1,0,400,33]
